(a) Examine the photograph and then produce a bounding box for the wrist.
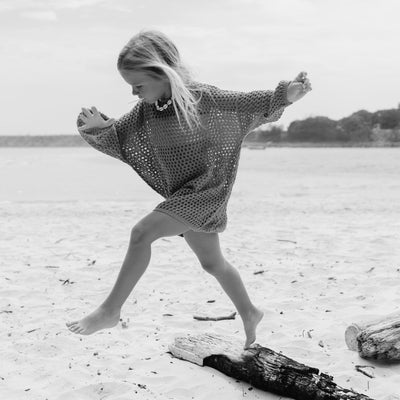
[283,81,293,105]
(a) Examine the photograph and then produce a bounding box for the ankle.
[99,303,121,315]
[242,305,261,319]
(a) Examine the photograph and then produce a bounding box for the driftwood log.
[345,311,400,360]
[169,333,373,400]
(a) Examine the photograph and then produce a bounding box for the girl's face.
[119,69,171,104]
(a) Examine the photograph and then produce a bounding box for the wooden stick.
[355,365,375,379]
[193,312,236,321]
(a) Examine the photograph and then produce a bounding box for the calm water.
[1,147,399,204]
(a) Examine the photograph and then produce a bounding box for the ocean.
[1,147,399,205]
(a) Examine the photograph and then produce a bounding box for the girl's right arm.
[77,104,141,162]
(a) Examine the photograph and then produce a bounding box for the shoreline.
[1,140,400,148]
[243,141,400,148]
[0,135,400,148]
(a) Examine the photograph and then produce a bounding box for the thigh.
[132,211,190,243]
[183,230,225,267]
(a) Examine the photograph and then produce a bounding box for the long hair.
[117,30,200,129]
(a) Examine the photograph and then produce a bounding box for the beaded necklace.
[155,98,172,111]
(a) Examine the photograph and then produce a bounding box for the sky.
[0,0,399,135]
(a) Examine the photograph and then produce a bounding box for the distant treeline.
[1,106,400,147]
[245,106,400,145]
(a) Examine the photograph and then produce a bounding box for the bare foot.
[66,306,120,335]
[243,307,264,349]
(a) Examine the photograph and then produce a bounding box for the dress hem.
[153,207,199,232]
[153,207,224,234]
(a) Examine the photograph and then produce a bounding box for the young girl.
[66,30,312,349]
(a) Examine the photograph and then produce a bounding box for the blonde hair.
[117,30,201,129]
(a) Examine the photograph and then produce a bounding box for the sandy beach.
[1,147,400,400]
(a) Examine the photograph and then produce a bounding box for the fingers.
[91,106,100,117]
[81,107,93,118]
[304,78,312,92]
[300,78,312,92]
[293,71,312,92]
[79,106,115,131]
[295,71,308,83]
[80,106,100,124]
[81,106,101,118]
[104,118,115,127]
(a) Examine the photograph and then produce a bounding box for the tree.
[337,114,372,142]
[257,125,284,142]
[245,125,285,143]
[373,109,400,129]
[287,117,341,142]
[350,110,374,127]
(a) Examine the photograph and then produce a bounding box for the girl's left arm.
[236,71,312,136]
[236,80,292,135]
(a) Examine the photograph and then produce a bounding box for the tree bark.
[345,311,400,360]
[169,333,373,400]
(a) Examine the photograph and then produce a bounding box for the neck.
[161,82,172,99]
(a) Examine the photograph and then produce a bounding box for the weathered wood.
[345,311,400,350]
[193,311,236,321]
[169,333,373,400]
[345,311,400,360]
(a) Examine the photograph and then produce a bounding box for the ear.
[159,74,170,83]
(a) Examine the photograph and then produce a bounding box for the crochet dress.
[77,81,292,234]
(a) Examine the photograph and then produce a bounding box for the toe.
[71,325,81,333]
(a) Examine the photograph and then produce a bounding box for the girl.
[66,30,312,349]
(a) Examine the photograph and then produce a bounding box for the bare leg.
[184,231,264,349]
[214,259,264,348]
[66,211,188,335]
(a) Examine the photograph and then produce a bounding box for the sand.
[1,147,400,399]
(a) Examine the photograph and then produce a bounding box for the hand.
[79,106,115,130]
[286,71,312,103]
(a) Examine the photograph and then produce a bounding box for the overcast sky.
[1,0,399,135]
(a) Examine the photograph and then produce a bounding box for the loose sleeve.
[77,103,143,162]
[236,80,292,135]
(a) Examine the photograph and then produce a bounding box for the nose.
[131,87,139,96]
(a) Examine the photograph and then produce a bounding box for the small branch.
[26,328,40,334]
[277,239,297,244]
[193,312,236,321]
[253,270,266,275]
[355,365,375,379]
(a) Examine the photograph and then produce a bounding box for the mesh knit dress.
[77,81,292,234]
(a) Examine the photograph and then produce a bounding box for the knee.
[129,224,154,246]
[200,258,227,276]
